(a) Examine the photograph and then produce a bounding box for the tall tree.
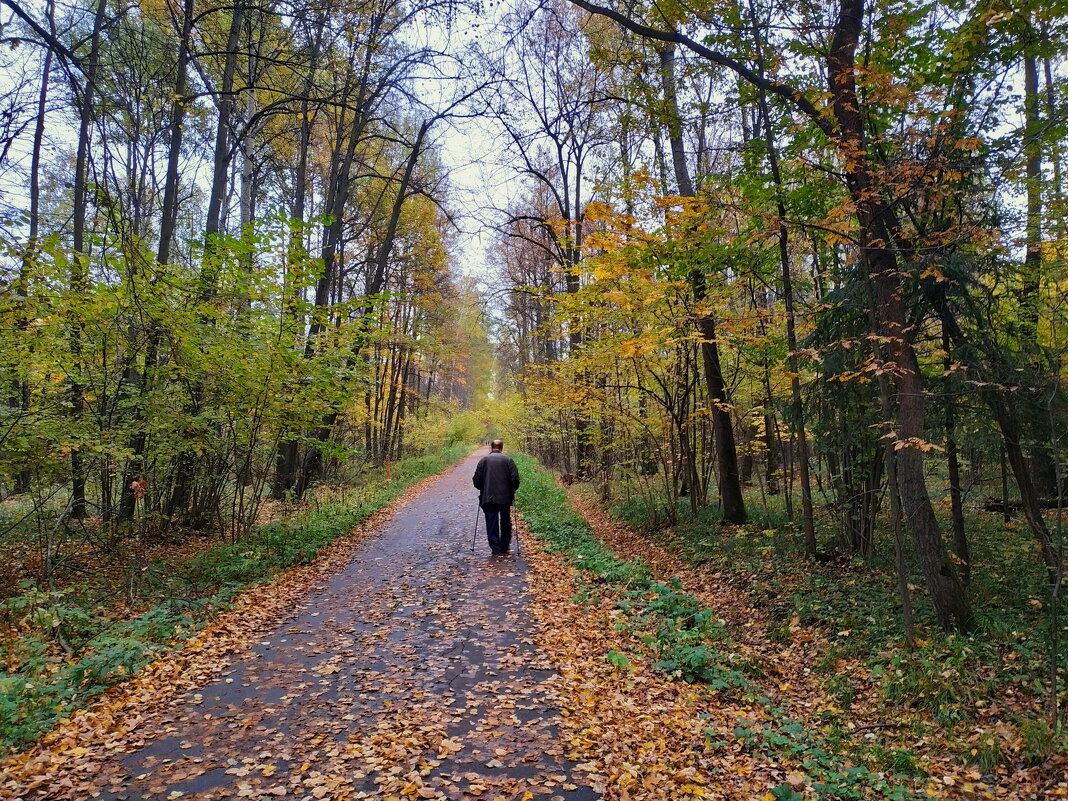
[570,0,974,627]
[485,0,613,477]
[658,41,746,523]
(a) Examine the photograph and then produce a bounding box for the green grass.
[514,454,920,800]
[0,443,468,755]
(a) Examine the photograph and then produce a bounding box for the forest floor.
[560,490,1068,800]
[2,451,1065,800]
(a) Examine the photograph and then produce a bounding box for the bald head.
[491,439,504,452]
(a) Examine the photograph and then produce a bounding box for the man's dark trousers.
[481,502,512,553]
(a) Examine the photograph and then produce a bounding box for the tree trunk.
[69,0,108,520]
[829,0,971,629]
[1020,50,1042,346]
[922,280,1060,579]
[570,0,973,622]
[118,0,193,523]
[943,326,970,583]
[745,12,816,551]
[1019,46,1062,505]
[659,43,746,523]
[167,2,247,518]
[12,30,53,495]
[204,4,246,254]
[292,78,372,499]
[762,369,779,496]
[272,10,326,500]
[297,114,432,496]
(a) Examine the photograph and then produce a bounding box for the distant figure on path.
[472,439,521,555]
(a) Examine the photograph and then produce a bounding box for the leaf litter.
[0,456,595,801]
[559,489,1068,800]
[5,452,1062,801]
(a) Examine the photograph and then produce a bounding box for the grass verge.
[0,444,468,755]
[513,454,920,800]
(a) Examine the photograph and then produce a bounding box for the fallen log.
[981,496,1064,514]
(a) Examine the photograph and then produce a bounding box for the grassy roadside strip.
[513,454,919,801]
[0,444,469,756]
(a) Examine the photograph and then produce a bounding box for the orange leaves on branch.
[828,370,872,384]
[789,347,821,362]
[894,436,945,453]
[583,200,628,227]
[618,336,657,359]
[129,477,148,501]
[879,430,946,453]
[601,289,630,309]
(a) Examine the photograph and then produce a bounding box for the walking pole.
[514,521,521,556]
[470,503,480,553]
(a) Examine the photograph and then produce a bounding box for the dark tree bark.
[743,1,817,552]
[943,326,970,583]
[204,4,247,256]
[287,48,376,500]
[922,281,1060,580]
[1020,50,1042,346]
[68,0,109,520]
[118,0,193,523]
[167,1,248,517]
[11,22,53,495]
[272,8,327,500]
[828,0,970,630]
[490,7,606,479]
[762,370,779,496]
[295,117,434,498]
[1020,44,1061,503]
[659,43,746,523]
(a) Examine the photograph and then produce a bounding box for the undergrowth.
[514,454,920,800]
[609,486,1068,775]
[0,443,468,755]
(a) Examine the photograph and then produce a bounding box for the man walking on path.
[473,440,521,555]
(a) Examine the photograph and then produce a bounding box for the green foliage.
[880,643,994,726]
[604,649,631,671]
[0,594,210,752]
[399,409,487,454]
[769,786,803,801]
[729,712,918,801]
[967,733,1004,773]
[649,487,1061,732]
[825,673,856,710]
[514,454,736,685]
[445,410,488,447]
[866,746,922,778]
[1019,717,1067,765]
[606,477,1068,781]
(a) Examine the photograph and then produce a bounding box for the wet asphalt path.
[89,450,597,801]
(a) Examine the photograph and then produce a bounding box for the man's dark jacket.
[473,451,520,506]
